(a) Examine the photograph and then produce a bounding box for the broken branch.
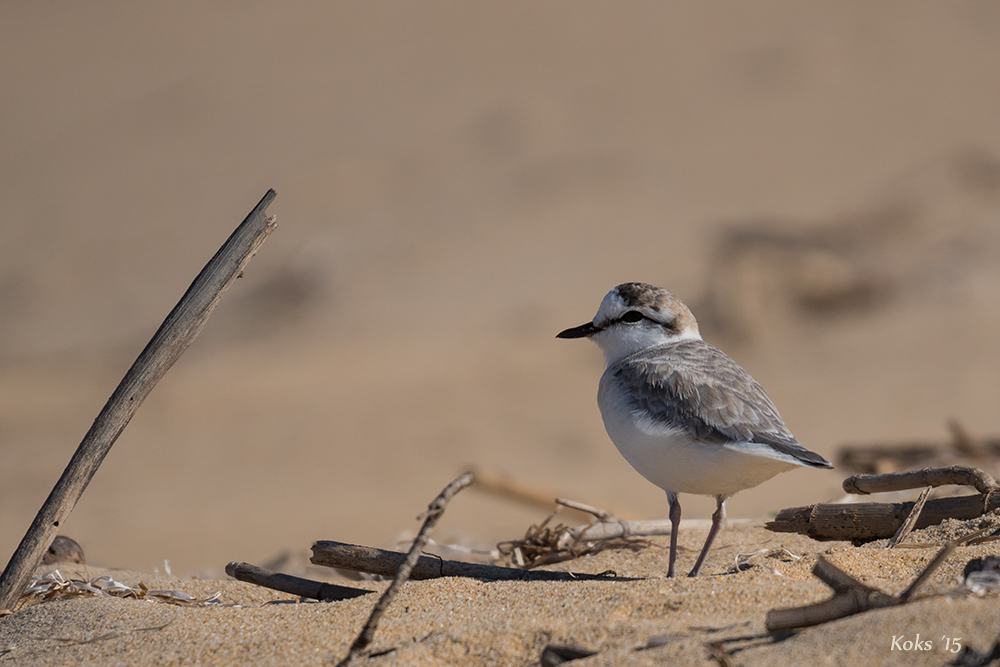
[886,487,932,549]
[312,541,626,582]
[225,561,371,602]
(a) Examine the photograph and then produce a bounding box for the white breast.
[597,372,798,497]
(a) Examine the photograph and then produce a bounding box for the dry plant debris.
[20,570,221,608]
[496,506,651,569]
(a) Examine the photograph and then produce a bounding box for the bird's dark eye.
[621,310,644,323]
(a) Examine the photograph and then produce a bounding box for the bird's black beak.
[556,322,600,339]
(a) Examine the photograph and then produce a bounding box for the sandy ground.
[2,2,1000,665]
[2,520,999,666]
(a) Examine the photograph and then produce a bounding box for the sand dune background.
[2,2,1000,580]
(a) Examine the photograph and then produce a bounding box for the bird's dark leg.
[687,495,727,577]
[667,492,681,578]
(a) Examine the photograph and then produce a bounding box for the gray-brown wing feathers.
[613,340,832,468]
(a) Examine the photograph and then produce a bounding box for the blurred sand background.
[2,2,1000,579]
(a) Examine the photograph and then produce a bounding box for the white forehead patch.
[593,288,628,324]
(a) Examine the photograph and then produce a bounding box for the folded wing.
[613,340,832,469]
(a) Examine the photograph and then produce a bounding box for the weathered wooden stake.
[0,190,278,613]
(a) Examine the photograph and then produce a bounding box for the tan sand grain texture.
[2,524,999,666]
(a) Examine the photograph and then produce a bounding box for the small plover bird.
[558,282,831,577]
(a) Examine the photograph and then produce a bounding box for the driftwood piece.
[336,472,475,667]
[843,466,998,497]
[225,561,371,602]
[765,544,953,631]
[572,520,673,542]
[0,190,278,613]
[766,493,1000,541]
[312,541,625,582]
[767,466,1000,542]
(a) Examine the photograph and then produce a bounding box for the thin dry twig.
[900,543,954,602]
[958,526,1000,546]
[887,486,932,549]
[336,472,475,667]
[554,498,615,521]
